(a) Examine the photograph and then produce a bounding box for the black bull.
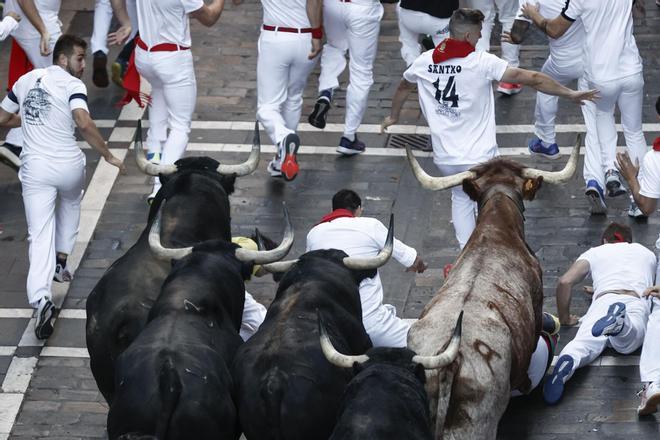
[86,122,260,403]
[232,247,398,440]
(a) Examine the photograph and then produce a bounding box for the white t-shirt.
[577,243,656,298]
[262,0,310,28]
[404,49,508,166]
[639,150,660,200]
[0,15,18,40]
[0,66,88,162]
[136,0,203,48]
[516,0,584,70]
[306,216,417,319]
[561,0,642,83]
[7,0,61,40]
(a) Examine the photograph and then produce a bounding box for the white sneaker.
[53,263,73,282]
[34,298,56,339]
[638,381,660,416]
[267,156,282,178]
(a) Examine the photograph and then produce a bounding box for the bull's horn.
[412,311,463,369]
[406,145,475,191]
[134,120,178,176]
[235,203,294,264]
[342,214,394,270]
[216,121,261,176]
[148,210,193,261]
[318,310,369,368]
[0,146,21,169]
[522,134,581,184]
[260,259,298,273]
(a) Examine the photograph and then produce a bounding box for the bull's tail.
[154,353,182,439]
[434,367,457,439]
[260,368,287,440]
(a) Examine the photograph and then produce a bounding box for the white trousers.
[240,291,267,341]
[91,0,138,55]
[464,0,519,65]
[364,303,411,348]
[640,297,660,383]
[397,4,450,66]
[19,157,85,307]
[5,32,60,148]
[436,163,478,249]
[583,72,647,187]
[256,31,318,146]
[534,56,584,145]
[318,0,383,137]
[135,49,196,192]
[559,293,648,382]
[511,335,551,396]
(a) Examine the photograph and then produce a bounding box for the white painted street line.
[41,347,90,358]
[94,119,117,128]
[0,308,85,319]
[17,319,45,348]
[1,357,38,394]
[0,394,23,436]
[0,348,15,357]
[58,309,86,319]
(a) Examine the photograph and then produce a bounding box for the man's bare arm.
[306,0,323,59]
[381,79,416,132]
[501,67,599,104]
[521,2,573,39]
[73,109,126,173]
[556,260,590,325]
[16,0,50,55]
[0,108,21,128]
[189,0,226,27]
[616,151,658,216]
[109,0,132,45]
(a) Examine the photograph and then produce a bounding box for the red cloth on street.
[317,209,355,225]
[117,47,150,108]
[432,38,475,64]
[7,39,33,91]
[653,137,660,152]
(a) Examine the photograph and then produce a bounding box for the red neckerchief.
[613,233,627,243]
[653,137,660,152]
[317,209,354,225]
[432,38,476,64]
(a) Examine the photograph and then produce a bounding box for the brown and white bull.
[406,137,581,439]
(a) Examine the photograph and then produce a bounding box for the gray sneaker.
[35,298,56,339]
[605,169,626,197]
[628,202,647,219]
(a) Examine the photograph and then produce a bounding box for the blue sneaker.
[337,136,366,156]
[528,137,560,160]
[592,302,626,337]
[146,152,161,164]
[585,180,607,215]
[543,355,574,405]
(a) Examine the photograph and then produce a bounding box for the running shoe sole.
[543,355,574,405]
[585,189,607,215]
[530,150,561,160]
[280,134,300,181]
[111,62,124,88]
[592,302,625,337]
[336,146,364,156]
[638,391,660,416]
[308,99,330,129]
[35,301,55,340]
[605,181,627,197]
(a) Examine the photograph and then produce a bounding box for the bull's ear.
[522,176,543,201]
[462,178,481,201]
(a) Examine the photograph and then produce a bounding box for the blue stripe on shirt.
[69,93,88,102]
[8,90,18,104]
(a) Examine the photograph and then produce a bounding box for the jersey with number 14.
[404,49,508,166]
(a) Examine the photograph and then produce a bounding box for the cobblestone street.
[0,0,659,438]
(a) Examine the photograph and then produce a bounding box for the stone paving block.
[0,320,28,347]
[45,318,86,349]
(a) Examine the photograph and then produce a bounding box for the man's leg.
[638,298,660,415]
[599,296,648,354]
[495,0,522,95]
[437,163,477,249]
[339,2,383,150]
[592,77,624,200]
[581,76,607,214]
[543,296,611,404]
[396,5,422,67]
[53,160,85,281]
[309,0,348,129]
[91,0,113,87]
[240,291,267,341]
[364,304,411,348]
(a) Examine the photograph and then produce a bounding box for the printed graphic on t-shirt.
[432,74,460,121]
[23,78,52,126]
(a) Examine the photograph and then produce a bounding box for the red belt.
[136,37,190,52]
[262,25,313,33]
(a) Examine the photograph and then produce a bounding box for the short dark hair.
[656,96,660,116]
[53,34,87,62]
[449,8,485,37]
[602,222,633,244]
[332,189,361,212]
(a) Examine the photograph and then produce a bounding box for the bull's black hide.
[233,250,374,440]
[107,241,248,440]
[86,158,237,403]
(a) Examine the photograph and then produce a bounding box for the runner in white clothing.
[522,0,648,218]
[382,8,598,249]
[1,0,62,166]
[306,189,427,347]
[616,97,660,415]
[135,0,226,202]
[0,35,126,340]
[307,0,384,155]
[255,0,322,182]
[543,223,656,405]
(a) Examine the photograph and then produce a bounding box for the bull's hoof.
[543,355,574,405]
